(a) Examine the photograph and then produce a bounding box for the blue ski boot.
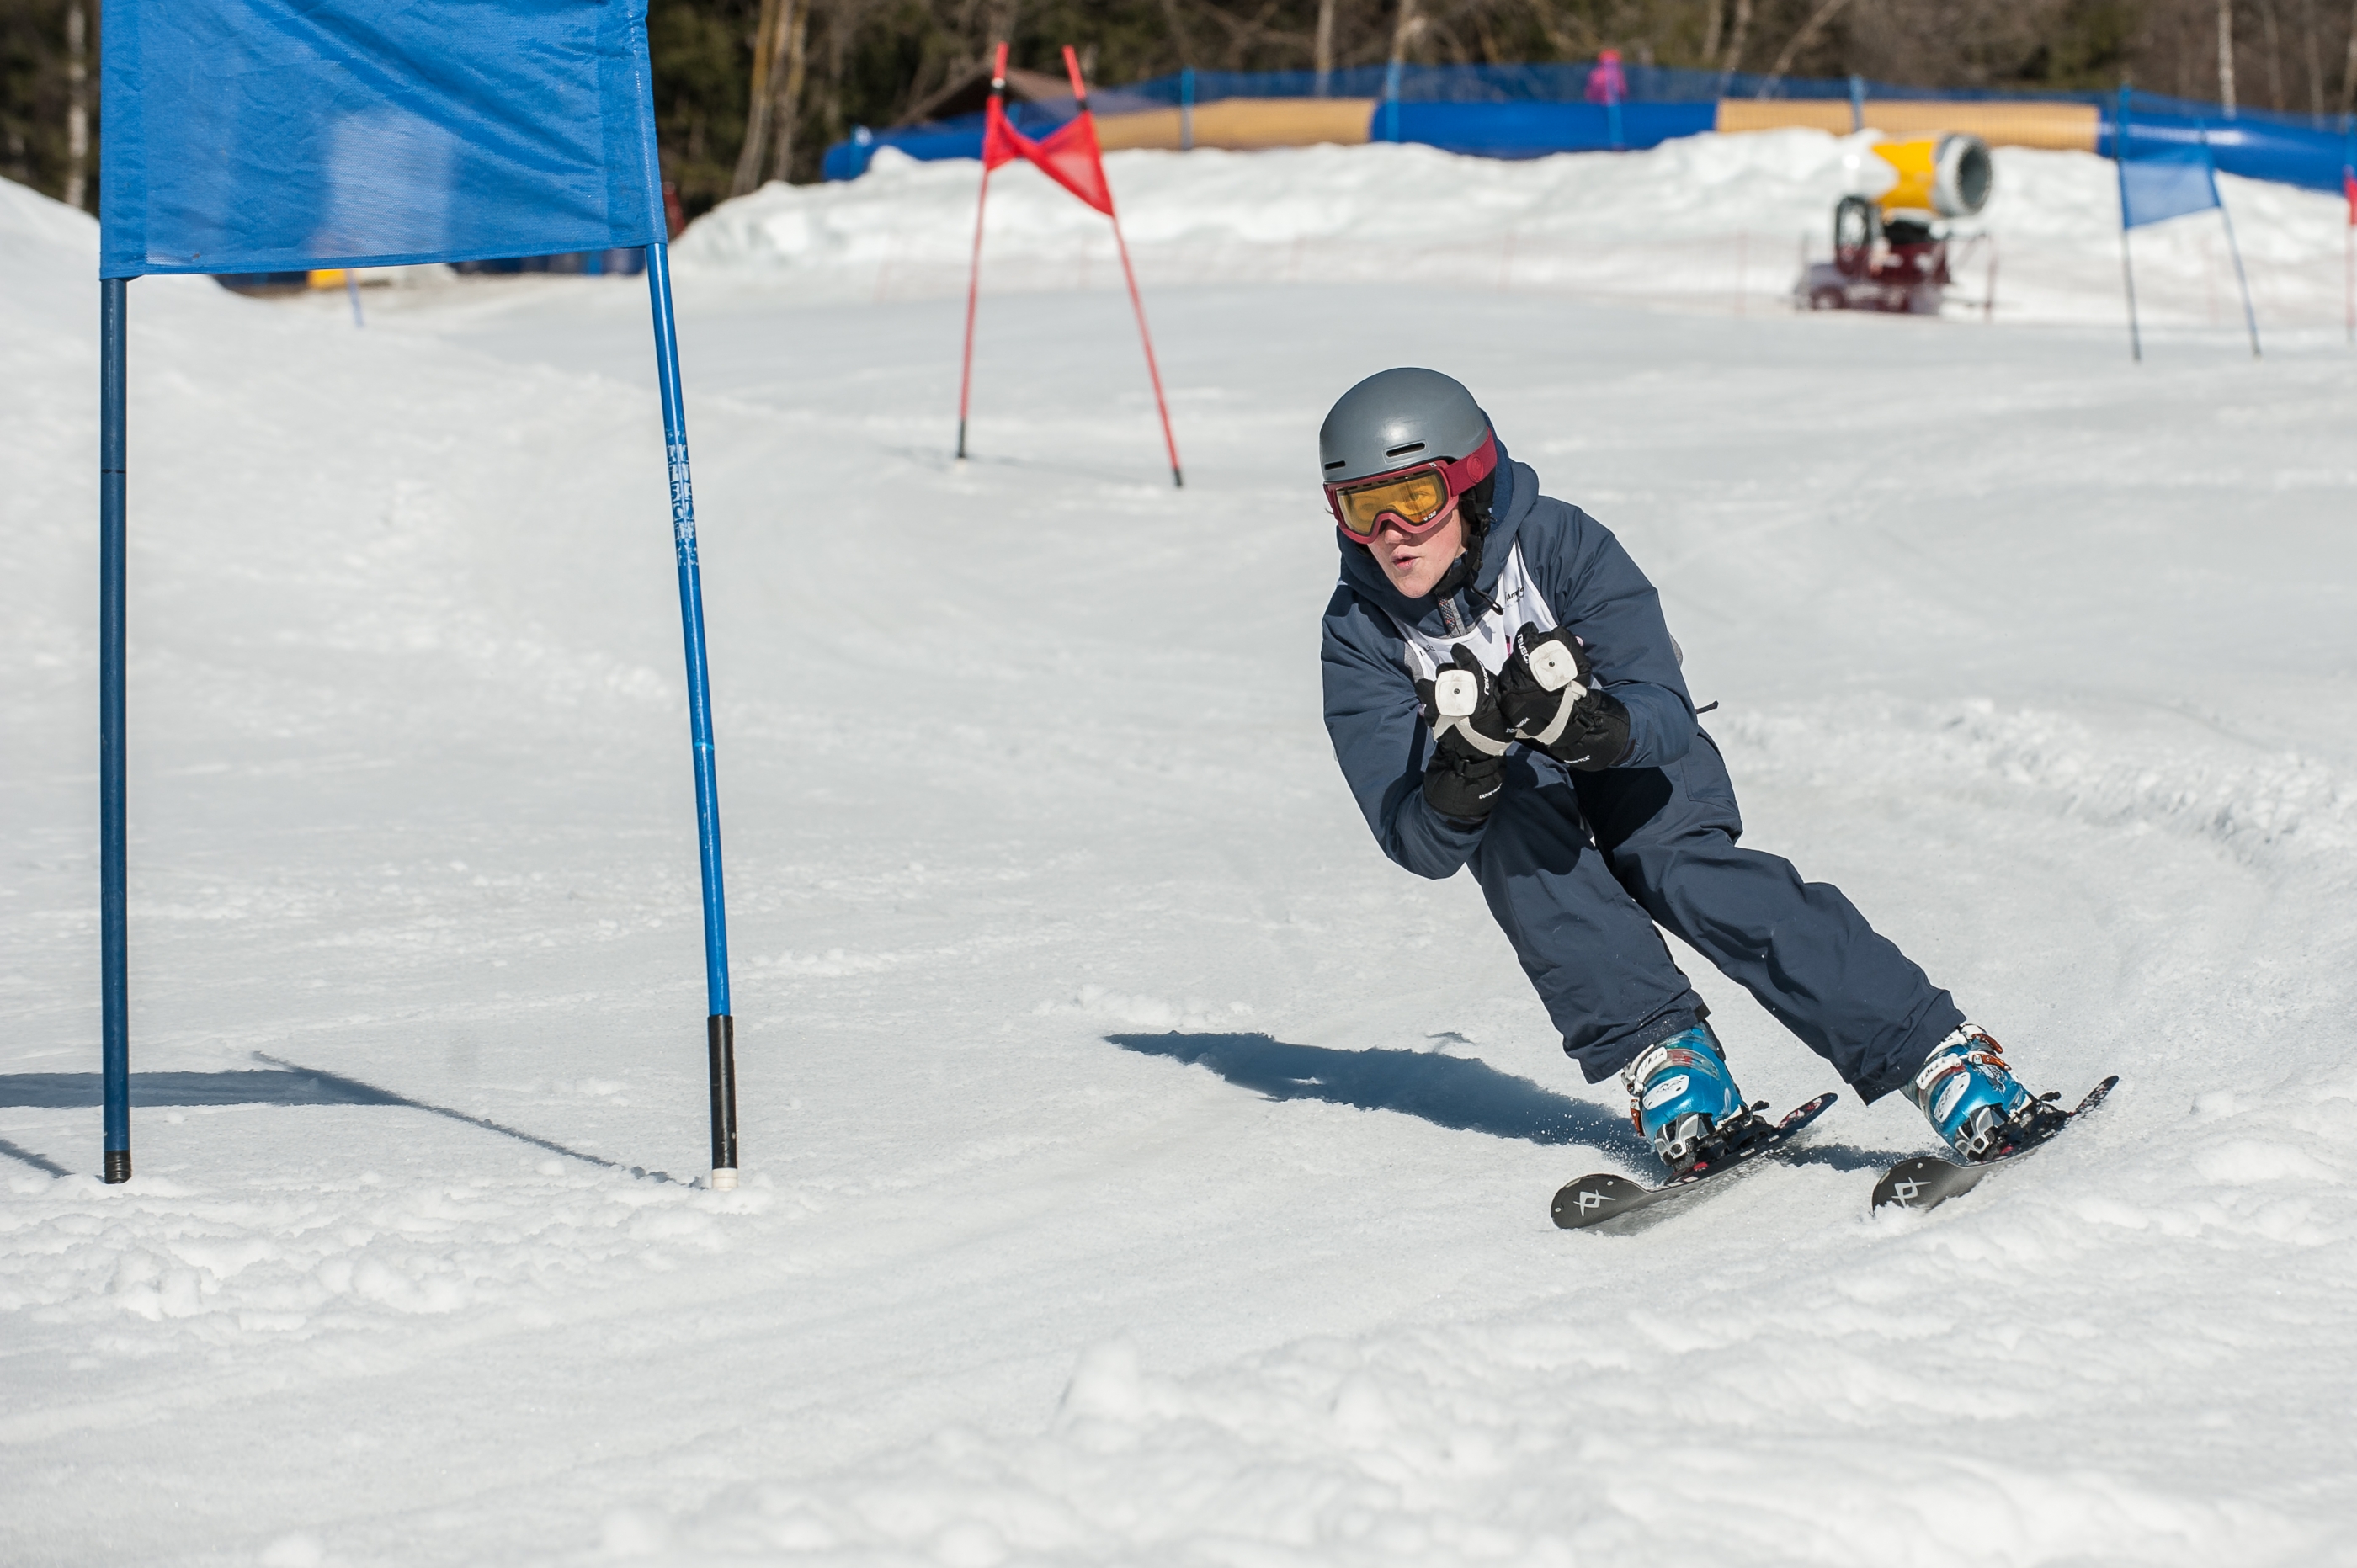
[1621,1023,1762,1177]
[1907,1025,2047,1161]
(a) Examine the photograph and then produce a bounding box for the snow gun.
[1800,134,1994,316]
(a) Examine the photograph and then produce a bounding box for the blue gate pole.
[643,241,738,1188]
[2202,122,2263,360]
[100,277,131,1183]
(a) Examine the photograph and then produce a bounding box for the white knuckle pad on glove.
[1524,639,1587,699]
[1420,651,1515,759]
[1433,667,1483,719]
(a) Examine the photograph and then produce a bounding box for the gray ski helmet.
[1318,368,1491,487]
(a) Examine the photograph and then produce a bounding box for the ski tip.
[1871,1155,1977,1215]
[1551,1172,1646,1230]
[1552,1090,1840,1231]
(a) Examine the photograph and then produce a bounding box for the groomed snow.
[673,131,2354,329]
[4,137,2356,1566]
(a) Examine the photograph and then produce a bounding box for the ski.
[1551,1092,1838,1230]
[1871,1076,2119,1215]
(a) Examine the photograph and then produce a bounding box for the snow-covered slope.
[675,130,2354,330]
[5,162,2356,1566]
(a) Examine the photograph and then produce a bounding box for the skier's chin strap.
[1429,472,1501,619]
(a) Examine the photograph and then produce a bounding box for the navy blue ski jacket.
[1319,442,1698,880]
[1319,442,1962,1094]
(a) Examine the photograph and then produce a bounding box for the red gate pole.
[1109,215,1183,488]
[953,166,991,462]
[2344,162,2354,344]
[1061,45,1182,488]
[955,44,1011,463]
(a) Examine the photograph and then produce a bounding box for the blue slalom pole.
[100,277,131,1183]
[2200,123,2262,360]
[643,241,737,1188]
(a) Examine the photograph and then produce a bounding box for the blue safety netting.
[822,61,2357,200]
[100,0,666,278]
[2108,89,2354,196]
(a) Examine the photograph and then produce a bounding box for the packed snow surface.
[676,131,2354,329]
[5,131,2357,1568]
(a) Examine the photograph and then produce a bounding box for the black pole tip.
[707,1013,739,1174]
[1171,468,1184,489]
[104,1150,131,1183]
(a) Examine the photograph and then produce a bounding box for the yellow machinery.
[1871,134,1993,219]
[1803,134,1995,314]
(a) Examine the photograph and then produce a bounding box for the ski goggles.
[1324,430,1498,542]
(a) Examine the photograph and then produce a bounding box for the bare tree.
[1759,0,1860,88]
[1721,0,1755,71]
[2216,0,2237,110]
[2344,0,2357,109]
[2294,0,2322,112]
[768,0,809,183]
[2254,0,2284,105]
[731,0,785,195]
[63,0,84,210]
[1159,0,1194,64]
[1390,0,1423,63]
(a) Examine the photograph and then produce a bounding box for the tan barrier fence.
[1094,98,1377,153]
[1715,100,2101,151]
[1093,97,2100,157]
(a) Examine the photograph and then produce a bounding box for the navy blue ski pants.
[1467,729,1962,1103]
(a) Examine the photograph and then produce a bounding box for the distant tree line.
[3,0,2352,223]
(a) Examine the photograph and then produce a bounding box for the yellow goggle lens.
[1338,470,1449,534]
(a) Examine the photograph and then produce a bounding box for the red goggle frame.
[1323,430,1499,542]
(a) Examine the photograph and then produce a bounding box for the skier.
[1317,367,2051,1177]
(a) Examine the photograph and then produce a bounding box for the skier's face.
[1370,500,1465,599]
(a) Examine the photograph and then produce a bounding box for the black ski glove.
[1498,623,1631,772]
[1415,646,1514,824]
[1423,739,1507,822]
[1497,625,1591,741]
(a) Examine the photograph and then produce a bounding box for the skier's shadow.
[1108,1031,1651,1161]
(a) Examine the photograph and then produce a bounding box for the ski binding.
[1551,1092,1838,1230]
[1872,1076,2119,1215]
